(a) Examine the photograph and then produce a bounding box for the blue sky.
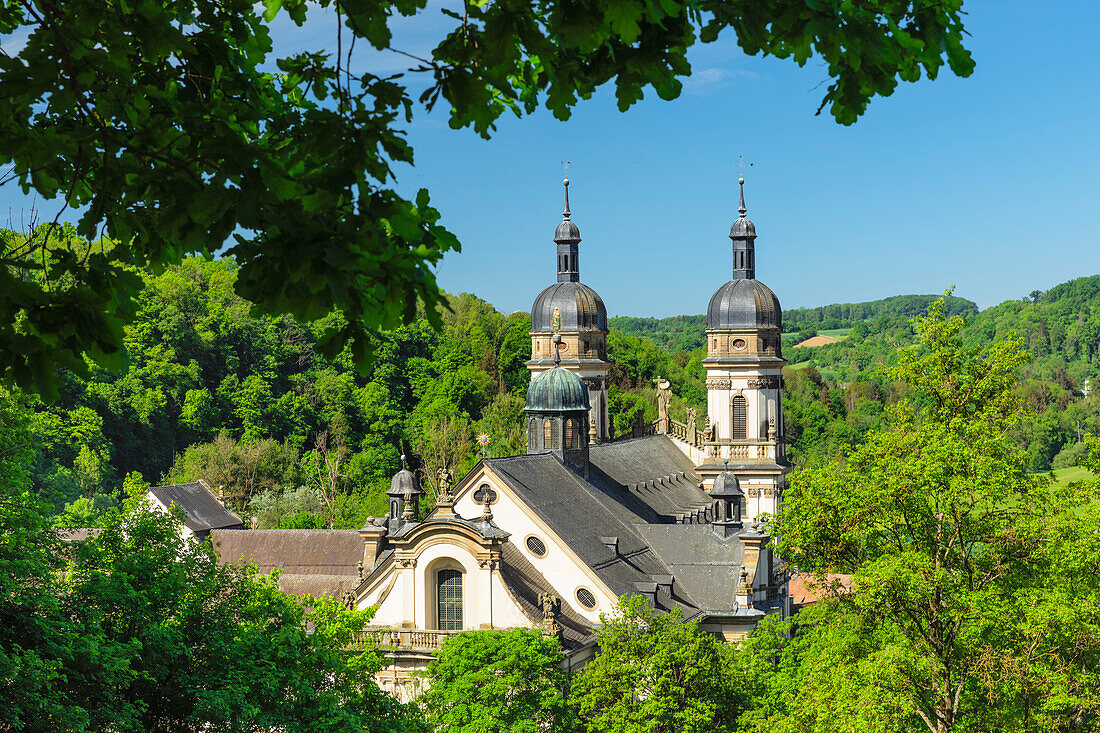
[3,1,1098,317]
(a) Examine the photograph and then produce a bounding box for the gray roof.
[526,366,591,412]
[498,543,595,650]
[148,482,243,532]
[634,525,744,614]
[486,435,748,617]
[531,281,607,333]
[706,278,782,332]
[389,468,421,498]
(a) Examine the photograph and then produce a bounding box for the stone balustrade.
[352,627,457,652]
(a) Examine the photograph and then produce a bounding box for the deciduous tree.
[419,628,576,733]
[571,594,744,733]
[0,0,974,397]
[752,296,1100,733]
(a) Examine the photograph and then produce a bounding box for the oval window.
[525,535,547,557]
[576,587,597,610]
[732,338,746,350]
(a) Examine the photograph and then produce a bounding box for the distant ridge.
[609,294,979,351]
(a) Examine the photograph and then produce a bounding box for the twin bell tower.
[524,172,789,522]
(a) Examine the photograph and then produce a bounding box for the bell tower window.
[731,395,747,440]
[436,569,463,631]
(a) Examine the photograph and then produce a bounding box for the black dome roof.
[531,281,607,333]
[555,219,580,243]
[388,467,421,497]
[711,470,743,497]
[707,279,782,331]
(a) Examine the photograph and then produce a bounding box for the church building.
[210,176,793,699]
[323,174,794,698]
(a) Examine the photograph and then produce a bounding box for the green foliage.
[571,595,743,733]
[14,260,534,527]
[0,0,973,397]
[0,411,422,731]
[420,628,576,733]
[606,327,705,434]
[756,296,1100,733]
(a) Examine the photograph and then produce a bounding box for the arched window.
[564,419,577,449]
[543,419,552,446]
[731,395,747,440]
[528,419,538,450]
[437,569,463,631]
[550,420,561,450]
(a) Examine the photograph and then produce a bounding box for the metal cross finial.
[552,333,562,366]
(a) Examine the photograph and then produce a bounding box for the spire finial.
[562,164,572,221]
[400,453,407,470]
[736,156,751,218]
[553,333,562,366]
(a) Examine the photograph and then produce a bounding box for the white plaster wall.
[361,571,409,624]
[414,543,480,629]
[358,539,531,631]
[704,364,782,443]
[456,475,613,624]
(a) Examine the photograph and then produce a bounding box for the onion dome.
[526,365,591,412]
[388,455,421,499]
[707,174,782,331]
[710,468,744,498]
[707,279,782,331]
[531,282,607,332]
[531,176,608,333]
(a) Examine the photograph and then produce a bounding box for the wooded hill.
[12,236,1099,531]
[615,278,1100,472]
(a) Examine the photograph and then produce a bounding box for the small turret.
[526,335,592,472]
[387,454,422,532]
[710,462,745,538]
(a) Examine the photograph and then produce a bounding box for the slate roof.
[634,524,744,614]
[486,435,745,618]
[498,543,595,650]
[148,482,243,532]
[210,528,365,600]
[210,529,363,575]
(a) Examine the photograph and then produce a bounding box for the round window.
[525,535,547,558]
[576,587,597,610]
[732,338,747,350]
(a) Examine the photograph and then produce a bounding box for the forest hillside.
[11,236,1098,529]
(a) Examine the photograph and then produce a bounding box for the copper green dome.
[525,366,591,412]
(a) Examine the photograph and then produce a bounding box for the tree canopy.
[744,297,1100,733]
[0,410,422,731]
[419,628,576,733]
[570,594,745,733]
[0,0,973,398]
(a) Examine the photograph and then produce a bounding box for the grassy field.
[818,328,850,339]
[1039,465,1093,486]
